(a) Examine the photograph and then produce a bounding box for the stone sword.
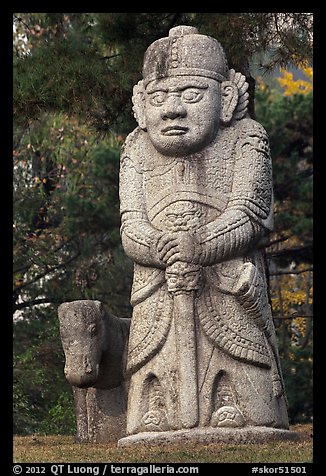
[165,261,203,428]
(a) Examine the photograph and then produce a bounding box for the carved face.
[165,261,203,295]
[144,76,221,156]
[58,303,105,388]
[165,201,207,232]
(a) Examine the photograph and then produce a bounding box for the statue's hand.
[157,232,200,266]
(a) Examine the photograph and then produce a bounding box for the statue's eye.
[149,91,167,106]
[166,274,177,284]
[182,89,203,103]
[185,272,197,280]
[88,323,97,336]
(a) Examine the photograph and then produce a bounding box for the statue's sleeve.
[119,138,164,268]
[197,120,273,266]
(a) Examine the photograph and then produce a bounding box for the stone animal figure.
[58,300,130,442]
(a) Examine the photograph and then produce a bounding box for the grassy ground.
[13,424,312,464]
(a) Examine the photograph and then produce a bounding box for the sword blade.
[173,290,199,428]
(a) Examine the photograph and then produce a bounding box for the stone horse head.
[58,300,130,389]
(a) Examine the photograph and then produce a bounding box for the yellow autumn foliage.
[257,65,313,97]
[271,282,312,314]
[270,259,312,344]
[277,66,313,96]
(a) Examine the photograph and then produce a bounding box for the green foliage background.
[13,13,313,434]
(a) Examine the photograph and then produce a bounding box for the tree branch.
[266,244,313,262]
[13,263,32,276]
[270,267,313,276]
[101,54,121,61]
[300,316,313,349]
[273,314,313,320]
[14,235,75,276]
[13,251,80,293]
[13,14,32,32]
[14,297,62,311]
[265,234,292,248]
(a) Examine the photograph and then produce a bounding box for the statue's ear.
[132,80,147,130]
[224,69,250,122]
[220,80,239,125]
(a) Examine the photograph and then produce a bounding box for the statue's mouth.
[65,371,98,388]
[64,357,99,387]
[161,126,188,136]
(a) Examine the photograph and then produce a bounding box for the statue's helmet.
[142,25,229,87]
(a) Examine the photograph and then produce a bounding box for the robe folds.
[119,118,289,433]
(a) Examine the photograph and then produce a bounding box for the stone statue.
[118,25,295,444]
[58,300,130,442]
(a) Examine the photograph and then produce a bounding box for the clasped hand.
[156,231,199,266]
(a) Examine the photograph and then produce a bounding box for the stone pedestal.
[118,427,299,447]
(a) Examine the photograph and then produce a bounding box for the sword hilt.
[165,261,203,296]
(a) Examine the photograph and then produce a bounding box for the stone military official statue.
[119,25,290,441]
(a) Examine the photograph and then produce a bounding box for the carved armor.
[120,118,275,373]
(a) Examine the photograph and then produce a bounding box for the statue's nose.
[161,95,186,120]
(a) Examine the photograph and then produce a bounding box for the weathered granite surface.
[118,427,299,447]
[118,25,291,444]
[58,300,130,442]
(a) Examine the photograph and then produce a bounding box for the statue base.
[117,426,299,447]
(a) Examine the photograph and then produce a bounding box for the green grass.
[13,424,312,463]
